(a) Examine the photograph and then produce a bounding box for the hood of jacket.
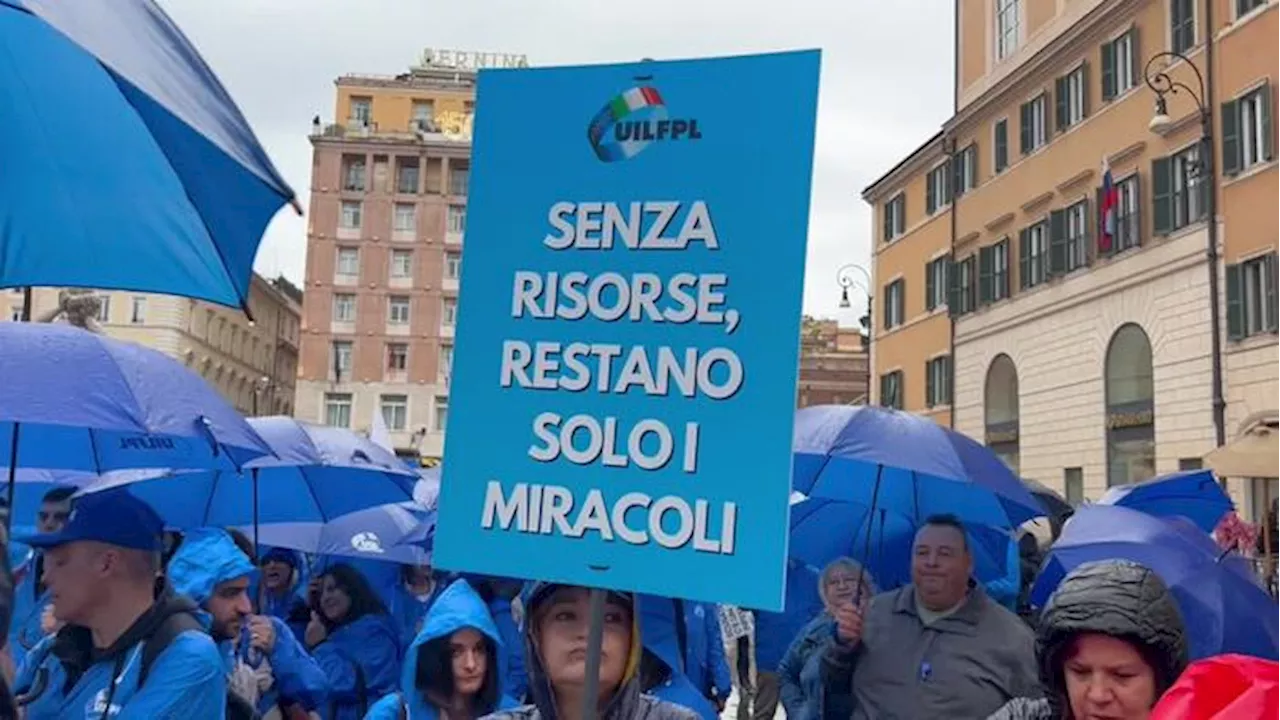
[167,528,257,608]
[401,578,508,717]
[521,582,643,720]
[1037,560,1189,714]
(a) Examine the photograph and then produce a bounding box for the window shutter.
[926,172,937,215]
[969,145,980,186]
[925,360,935,408]
[1129,28,1141,89]
[882,203,893,243]
[966,257,979,308]
[1152,157,1173,235]
[1082,197,1094,265]
[1267,253,1279,333]
[942,161,953,205]
[1096,185,1108,256]
[1132,173,1143,247]
[978,246,994,304]
[1221,99,1242,176]
[1080,62,1091,118]
[1020,103,1032,155]
[1054,76,1068,132]
[895,280,905,324]
[926,261,936,311]
[995,121,1008,171]
[1018,228,1031,289]
[1048,209,1067,276]
[1101,40,1116,101]
[948,258,961,315]
[882,284,893,328]
[952,153,965,198]
[1225,262,1244,340]
[1262,83,1274,162]
[1000,239,1012,298]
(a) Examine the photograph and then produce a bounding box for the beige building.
[4,274,302,416]
[866,0,1277,519]
[797,317,871,407]
[296,53,493,462]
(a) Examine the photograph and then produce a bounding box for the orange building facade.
[866,0,1277,517]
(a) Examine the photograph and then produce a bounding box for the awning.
[1204,419,1279,479]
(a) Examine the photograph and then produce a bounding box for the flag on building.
[1099,158,1118,253]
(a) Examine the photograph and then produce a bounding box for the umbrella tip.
[290,198,304,216]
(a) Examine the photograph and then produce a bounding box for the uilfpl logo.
[587,85,702,162]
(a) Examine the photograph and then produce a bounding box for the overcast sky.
[162,0,952,325]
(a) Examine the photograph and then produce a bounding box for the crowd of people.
[0,484,1268,720]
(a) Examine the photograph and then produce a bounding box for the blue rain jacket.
[487,595,528,703]
[385,580,443,653]
[254,547,312,641]
[14,593,226,718]
[753,560,824,672]
[9,550,52,669]
[313,612,400,719]
[167,529,328,713]
[776,615,833,720]
[983,535,1022,612]
[365,579,519,719]
[638,597,731,701]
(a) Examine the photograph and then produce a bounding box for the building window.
[1104,174,1142,255]
[878,371,903,410]
[348,97,372,127]
[331,340,352,379]
[1178,457,1203,471]
[1049,200,1089,275]
[979,238,1011,305]
[442,298,458,327]
[953,144,978,195]
[882,279,905,330]
[985,354,1021,473]
[1152,144,1207,234]
[1222,84,1274,176]
[925,161,951,214]
[995,0,1020,60]
[390,249,413,278]
[1054,64,1089,131]
[412,100,434,130]
[447,204,467,234]
[443,252,462,281]
[324,392,353,428]
[950,254,978,316]
[925,256,949,311]
[380,394,408,432]
[341,155,366,192]
[1101,28,1137,102]
[340,201,362,229]
[1170,0,1196,55]
[1226,252,1279,340]
[9,304,22,322]
[1019,93,1048,155]
[434,395,449,432]
[332,293,356,323]
[395,157,420,194]
[1237,0,1266,16]
[993,118,1009,173]
[336,247,359,276]
[1064,468,1084,505]
[439,344,454,376]
[1019,221,1049,289]
[882,193,906,242]
[97,296,111,323]
[449,167,470,197]
[130,296,146,324]
[386,343,408,372]
[393,203,417,233]
[926,355,952,408]
[1105,324,1156,487]
[388,295,411,325]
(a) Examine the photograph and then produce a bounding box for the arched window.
[1105,323,1156,487]
[984,354,1020,474]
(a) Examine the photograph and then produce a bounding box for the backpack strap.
[137,611,204,688]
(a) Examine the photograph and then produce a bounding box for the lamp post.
[1144,45,1226,450]
[836,263,872,343]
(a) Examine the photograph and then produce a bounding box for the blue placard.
[435,50,820,611]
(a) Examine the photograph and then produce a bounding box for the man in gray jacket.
[820,514,1040,719]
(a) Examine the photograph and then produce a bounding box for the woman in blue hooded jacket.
[364,579,519,720]
[307,563,402,719]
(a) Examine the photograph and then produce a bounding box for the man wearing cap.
[12,488,227,717]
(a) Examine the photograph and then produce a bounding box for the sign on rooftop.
[418,48,529,70]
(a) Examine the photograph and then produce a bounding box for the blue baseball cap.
[17,488,164,552]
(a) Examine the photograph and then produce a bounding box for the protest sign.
[434,50,820,611]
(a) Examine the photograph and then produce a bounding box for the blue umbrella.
[0,324,271,521]
[0,0,297,310]
[793,405,1044,530]
[1031,505,1278,660]
[1097,469,1234,533]
[238,502,433,567]
[74,417,418,529]
[412,467,441,510]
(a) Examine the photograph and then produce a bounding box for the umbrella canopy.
[1204,421,1279,479]
[237,502,433,566]
[1031,505,1278,661]
[792,405,1045,529]
[75,417,417,528]
[1098,469,1234,533]
[0,0,296,309]
[1022,477,1074,535]
[0,323,271,474]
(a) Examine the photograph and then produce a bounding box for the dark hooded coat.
[986,560,1190,720]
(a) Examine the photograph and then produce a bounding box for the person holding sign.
[482,583,697,720]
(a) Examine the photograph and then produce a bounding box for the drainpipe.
[947,135,958,429]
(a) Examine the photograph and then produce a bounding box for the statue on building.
[36,289,103,333]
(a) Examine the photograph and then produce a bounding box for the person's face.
[450,628,488,697]
[261,559,292,592]
[911,524,973,611]
[407,564,433,586]
[37,498,72,534]
[1063,633,1158,720]
[823,566,867,609]
[42,542,113,625]
[206,576,253,641]
[535,588,632,693]
[319,575,352,622]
